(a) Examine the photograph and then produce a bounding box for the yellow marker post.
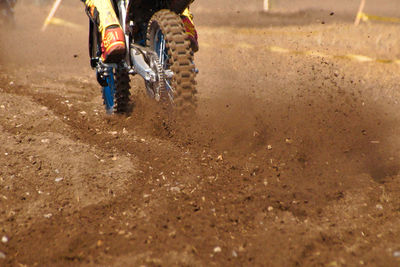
[42,0,63,32]
[354,0,366,26]
[263,0,270,12]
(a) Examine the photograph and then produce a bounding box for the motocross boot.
[85,0,126,63]
[181,8,199,52]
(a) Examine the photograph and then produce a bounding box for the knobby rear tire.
[146,9,197,116]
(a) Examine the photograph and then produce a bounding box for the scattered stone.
[140,138,146,142]
[170,187,181,193]
[393,251,400,257]
[41,139,50,144]
[0,251,5,259]
[213,246,222,253]
[1,236,8,243]
[267,206,274,212]
[232,250,238,257]
[267,145,272,150]
[9,81,14,86]
[216,155,223,161]
[122,128,128,135]
[55,177,64,183]
[79,111,87,115]
[376,204,383,210]
[0,105,5,109]
[112,156,117,161]
[44,213,53,219]
[285,138,293,144]
[109,131,118,135]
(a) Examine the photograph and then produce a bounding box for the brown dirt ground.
[1,1,400,266]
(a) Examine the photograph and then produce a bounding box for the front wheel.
[146,9,197,115]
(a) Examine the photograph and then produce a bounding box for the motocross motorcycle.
[0,0,16,26]
[89,0,197,115]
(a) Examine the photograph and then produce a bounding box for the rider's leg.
[181,7,199,52]
[84,0,126,63]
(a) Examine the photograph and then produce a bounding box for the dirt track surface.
[1,1,400,266]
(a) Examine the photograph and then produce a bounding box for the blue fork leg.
[102,68,116,114]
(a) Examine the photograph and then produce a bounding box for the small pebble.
[170,187,181,193]
[232,250,238,257]
[267,145,272,150]
[55,177,64,182]
[213,246,222,253]
[393,251,400,257]
[268,206,274,212]
[376,204,383,210]
[0,251,5,259]
[44,213,53,218]
[79,111,87,115]
[1,236,8,243]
